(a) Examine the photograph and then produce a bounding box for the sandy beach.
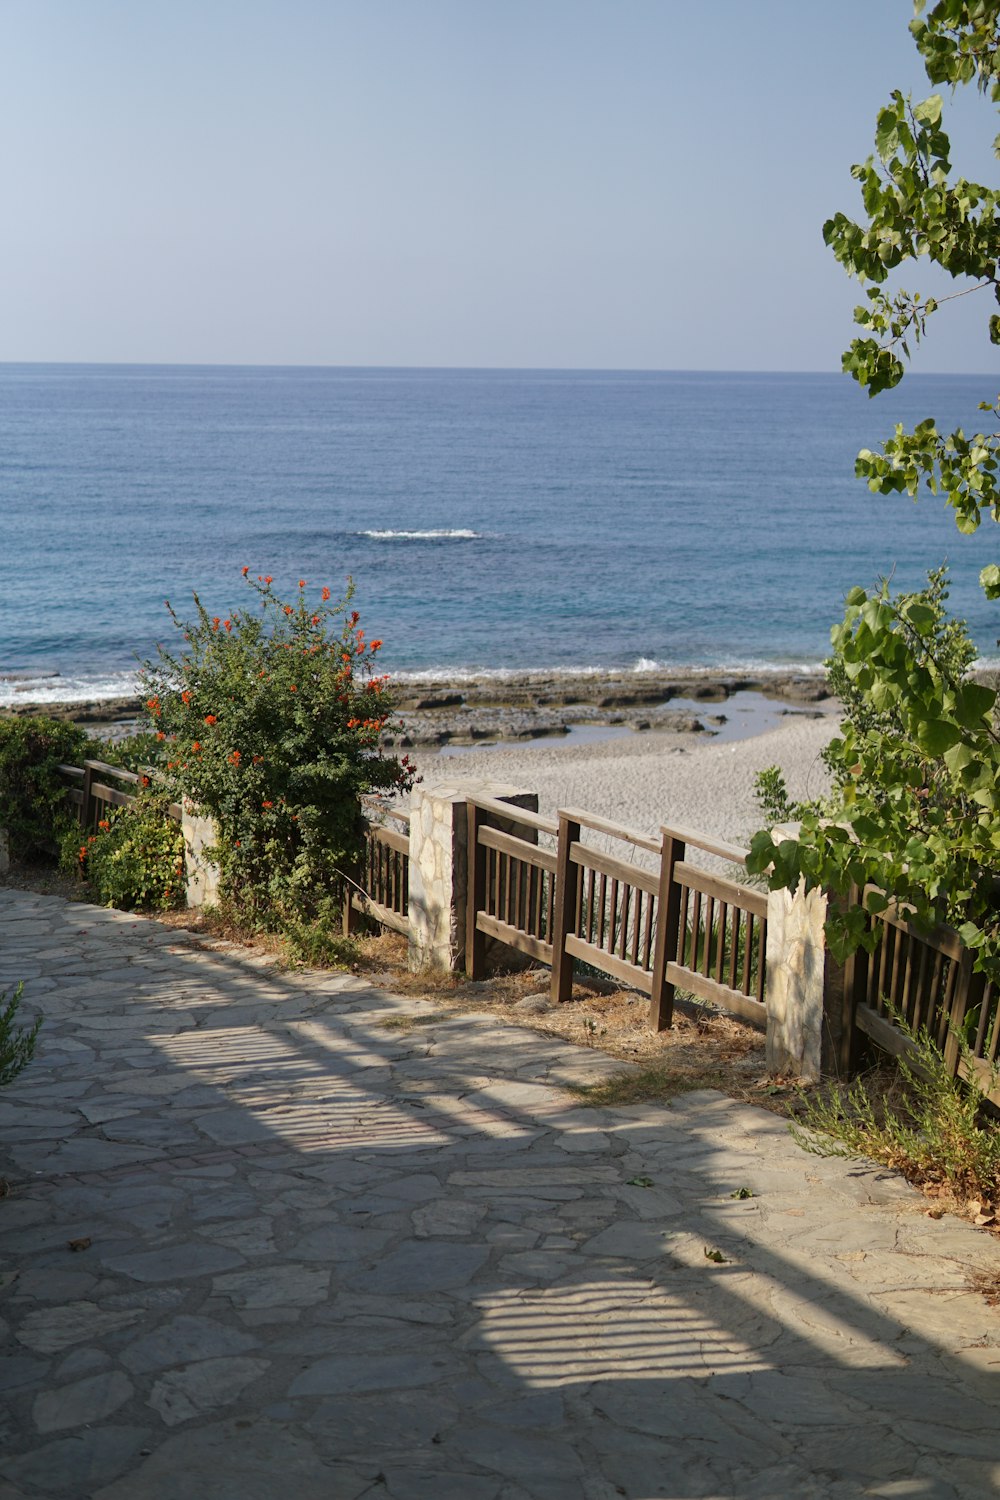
[413,710,838,852]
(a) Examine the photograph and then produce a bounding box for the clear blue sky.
[1,0,995,370]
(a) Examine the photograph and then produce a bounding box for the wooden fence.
[348,803,411,937]
[844,890,1000,1107]
[59,760,182,831]
[53,759,998,1093]
[465,795,768,1030]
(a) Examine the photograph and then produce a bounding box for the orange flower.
[284,605,293,616]
[242,565,249,576]
[347,717,361,729]
[229,750,241,765]
[350,611,360,625]
[204,714,217,725]
[298,578,306,588]
[262,800,273,809]
[322,586,331,601]
[370,640,382,652]
[311,614,320,625]
[181,691,191,705]
[141,775,151,788]
[264,575,273,584]
[224,619,232,632]
[212,617,221,631]
[146,696,161,716]
[192,741,201,752]
[98,819,110,831]
[156,730,166,741]
[289,684,297,692]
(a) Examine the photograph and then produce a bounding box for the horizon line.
[0,359,995,379]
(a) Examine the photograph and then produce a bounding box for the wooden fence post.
[649,830,683,1031]
[80,761,95,831]
[831,884,866,1076]
[466,801,488,979]
[549,813,581,1004]
[943,950,983,1076]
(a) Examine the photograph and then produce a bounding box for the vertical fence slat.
[550,814,581,1005]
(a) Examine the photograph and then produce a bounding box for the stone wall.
[407,779,538,972]
[181,803,220,910]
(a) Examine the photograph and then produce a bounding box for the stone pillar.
[765,880,828,1083]
[764,823,851,1081]
[407,779,538,973]
[182,801,221,909]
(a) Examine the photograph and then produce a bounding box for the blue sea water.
[1,363,997,705]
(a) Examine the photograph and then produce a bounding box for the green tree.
[824,1,1000,573]
[748,3,1000,977]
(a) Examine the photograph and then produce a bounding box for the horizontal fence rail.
[848,889,1000,1107]
[466,796,559,975]
[466,799,768,1030]
[58,761,182,831]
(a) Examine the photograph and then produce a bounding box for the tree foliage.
[824,1,1000,584]
[750,5,1000,976]
[748,570,1000,971]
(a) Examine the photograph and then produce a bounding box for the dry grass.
[352,930,771,1106]
[968,1266,1000,1307]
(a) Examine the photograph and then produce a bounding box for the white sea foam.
[392,658,827,684]
[0,669,141,708]
[359,528,483,541]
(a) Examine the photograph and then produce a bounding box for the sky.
[1,0,997,371]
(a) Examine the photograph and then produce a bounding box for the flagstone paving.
[1,885,999,1499]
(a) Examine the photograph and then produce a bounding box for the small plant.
[704,1247,727,1264]
[753,765,806,826]
[0,983,41,1086]
[283,901,361,969]
[790,1012,1000,1210]
[78,796,187,912]
[729,1187,754,1199]
[582,1016,607,1046]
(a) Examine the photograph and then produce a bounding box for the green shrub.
[0,983,41,1087]
[0,716,93,861]
[80,795,186,912]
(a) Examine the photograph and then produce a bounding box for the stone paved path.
[1,887,1000,1499]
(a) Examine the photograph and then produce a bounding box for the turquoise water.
[1,364,996,703]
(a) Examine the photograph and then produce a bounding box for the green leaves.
[825,14,1000,551]
[755,567,1000,978]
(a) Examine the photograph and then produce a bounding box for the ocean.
[1,363,996,706]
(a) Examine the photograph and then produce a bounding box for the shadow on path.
[1,888,998,1500]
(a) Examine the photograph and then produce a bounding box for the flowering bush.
[139,571,413,929]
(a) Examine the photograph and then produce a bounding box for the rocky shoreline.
[1,667,836,748]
